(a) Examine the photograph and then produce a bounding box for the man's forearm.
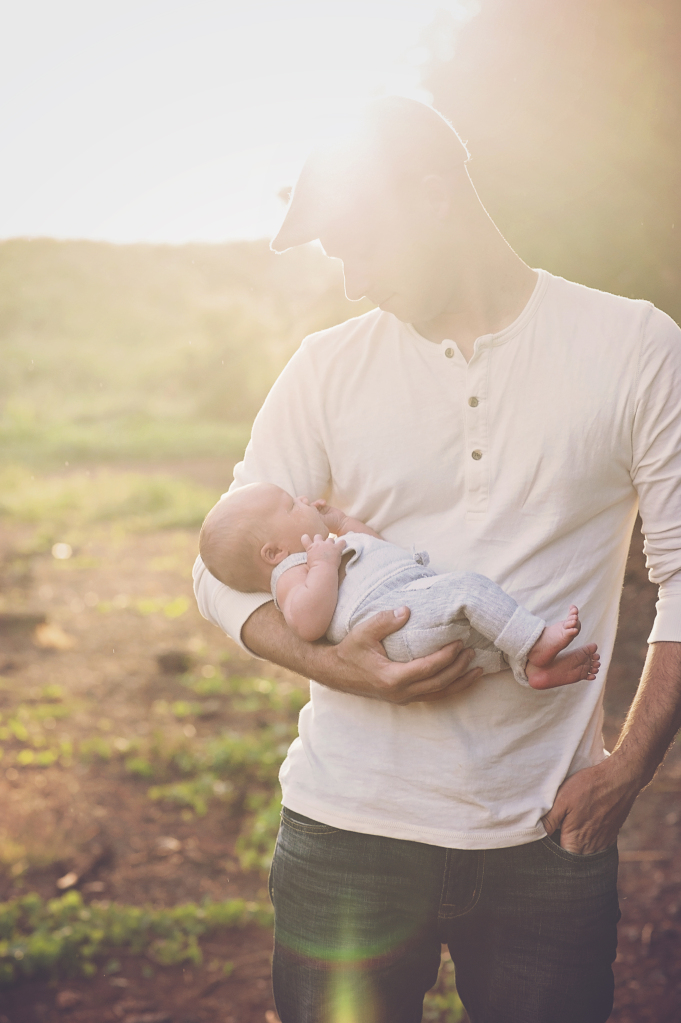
[240,600,482,704]
[611,640,681,786]
[241,601,337,682]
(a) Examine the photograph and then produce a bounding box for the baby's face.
[264,487,329,552]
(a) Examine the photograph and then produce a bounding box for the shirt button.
[445,347,455,358]
[468,396,479,407]
[471,449,483,460]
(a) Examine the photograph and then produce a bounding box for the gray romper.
[271,532,547,686]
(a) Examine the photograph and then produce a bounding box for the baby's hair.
[199,496,266,592]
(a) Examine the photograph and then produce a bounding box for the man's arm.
[543,306,681,852]
[542,641,681,852]
[241,600,483,704]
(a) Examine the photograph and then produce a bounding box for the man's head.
[272,96,473,324]
[199,484,329,592]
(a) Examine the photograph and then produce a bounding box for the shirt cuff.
[192,555,273,654]
[648,577,681,643]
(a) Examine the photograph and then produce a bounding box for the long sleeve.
[630,307,681,642]
[193,337,331,649]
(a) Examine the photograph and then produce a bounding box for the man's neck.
[412,186,538,363]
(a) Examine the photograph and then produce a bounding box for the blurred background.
[1,2,680,1021]
[2,0,679,472]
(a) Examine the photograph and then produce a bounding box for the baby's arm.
[276,535,347,642]
[313,499,383,539]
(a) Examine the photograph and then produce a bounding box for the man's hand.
[541,754,642,854]
[330,606,483,704]
[241,600,483,705]
[542,642,681,854]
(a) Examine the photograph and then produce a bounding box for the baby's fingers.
[301,533,313,550]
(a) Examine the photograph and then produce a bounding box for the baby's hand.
[312,500,347,535]
[302,533,346,568]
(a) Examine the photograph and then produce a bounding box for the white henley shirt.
[193,269,681,849]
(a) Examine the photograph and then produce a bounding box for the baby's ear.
[260,542,287,566]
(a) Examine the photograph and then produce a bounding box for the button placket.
[464,349,490,515]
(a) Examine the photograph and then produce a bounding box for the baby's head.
[199,483,329,592]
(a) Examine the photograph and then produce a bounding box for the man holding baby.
[194,97,681,1022]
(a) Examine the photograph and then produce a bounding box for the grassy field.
[0,460,466,1022]
[0,238,369,470]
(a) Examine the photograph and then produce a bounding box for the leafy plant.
[0,890,271,984]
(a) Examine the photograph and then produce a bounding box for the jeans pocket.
[542,833,618,864]
[280,806,340,835]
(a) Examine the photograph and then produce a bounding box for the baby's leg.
[361,572,542,682]
[525,606,600,689]
[434,571,547,682]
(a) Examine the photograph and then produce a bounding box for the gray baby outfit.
[271,532,546,686]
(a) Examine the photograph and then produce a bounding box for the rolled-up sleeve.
[193,336,331,649]
[630,307,681,642]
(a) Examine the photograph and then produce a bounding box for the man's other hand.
[330,606,483,704]
[541,755,642,854]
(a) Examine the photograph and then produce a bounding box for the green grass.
[422,957,465,1022]
[0,889,271,984]
[0,465,221,539]
[0,417,250,468]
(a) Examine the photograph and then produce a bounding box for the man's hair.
[360,95,470,182]
[199,498,265,593]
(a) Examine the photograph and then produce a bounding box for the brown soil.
[0,500,679,1022]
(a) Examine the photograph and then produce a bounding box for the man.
[194,97,681,1022]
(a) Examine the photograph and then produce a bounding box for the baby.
[199,483,600,690]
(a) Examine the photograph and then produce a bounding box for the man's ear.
[261,542,288,566]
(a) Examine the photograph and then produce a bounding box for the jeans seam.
[280,812,339,836]
[438,850,486,919]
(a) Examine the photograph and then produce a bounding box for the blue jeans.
[270,809,620,1023]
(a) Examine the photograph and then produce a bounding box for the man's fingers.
[541,787,570,838]
[395,641,474,686]
[540,812,560,836]
[356,607,412,640]
[412,664,483,702]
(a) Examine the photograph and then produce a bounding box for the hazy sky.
[1,1,476,244]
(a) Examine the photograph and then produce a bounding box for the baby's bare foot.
[529,606,581,667]
[526,644,600,690]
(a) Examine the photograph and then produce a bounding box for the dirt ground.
[0,474,680,1022]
